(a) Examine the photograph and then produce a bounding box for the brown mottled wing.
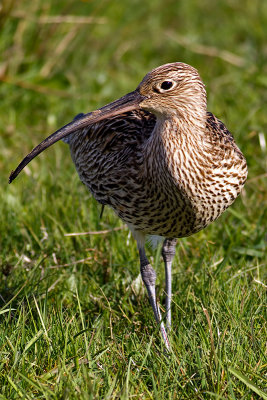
[206,111,235,144]
[69,110,156,207]
[206,111,247,165]
[81,110,156,153]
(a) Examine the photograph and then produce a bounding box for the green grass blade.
[229,367,267,399]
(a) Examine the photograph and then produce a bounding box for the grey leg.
[138,245,170,350]
[162,238,177,331]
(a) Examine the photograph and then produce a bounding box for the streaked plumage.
[9,62,247,350]
[67,109,246,239]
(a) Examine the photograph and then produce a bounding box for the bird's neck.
[143,113,209,183]
[145,114,206,155]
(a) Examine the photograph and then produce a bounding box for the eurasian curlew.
[9,62,247,349]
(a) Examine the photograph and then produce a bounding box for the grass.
[0,0,266,398]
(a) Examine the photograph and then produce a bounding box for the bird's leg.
[138,245,170,350]
[162,238,177,331]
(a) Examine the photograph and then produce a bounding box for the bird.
[9,62,247,350]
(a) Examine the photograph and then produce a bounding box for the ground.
[0,0,266,398]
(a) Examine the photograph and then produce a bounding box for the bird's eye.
[160,81,173,90]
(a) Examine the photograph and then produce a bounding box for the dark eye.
[160,81,173,90]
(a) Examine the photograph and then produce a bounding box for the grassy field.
[0,0,266,398]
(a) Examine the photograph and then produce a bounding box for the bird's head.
[137,62,207,123]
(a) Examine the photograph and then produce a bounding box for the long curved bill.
[9,90,146,183]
